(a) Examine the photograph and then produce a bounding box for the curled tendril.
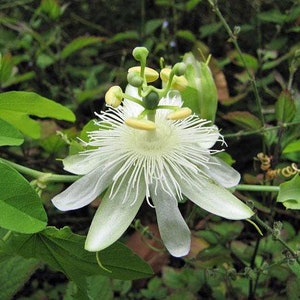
[256,152,271,171]
[256,153,299,180]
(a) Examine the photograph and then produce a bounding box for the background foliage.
[0,0,300,299]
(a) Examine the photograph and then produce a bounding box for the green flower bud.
[144,91,160,110]
[132,47,149,62]
[127,71,143,87]
[173,62,186,76]
[183,53,218,122]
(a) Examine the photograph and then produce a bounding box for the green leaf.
[222,111,262,130]
[283,140,300,154]
[288,261,300,278]
[257,9,288,24]
[228,50,259,70]
[185,0,202,11]
[64,275,114,300]
[79,119,99,141]
[0,53,14,84]
[86,275,114,300]
[215,152,235,166]
[61,36,103,59]
[36,53,56,68]
[193,245,231,268]
[0,91,75,138]
[5,226,153,286]
[141,277,168,299]
[1,71,35,88]
[0,255,39,300]
[39,0,62,20]
[231,241,254,263]
[208,221,244,241]
[75,83,110,103]
[277,175,300,209]
[200,22,223,38]
[0,162,48,233]
[287,273,300,300]
[162,267,205,293]
[275,90,296,123]
[0,118,24,146]
[176,30,196,42]
[145,19,163,35]
[108,31,139,43]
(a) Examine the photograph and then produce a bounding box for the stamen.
[128,66,159,83]
[125,118,156,131]
[167,107,192,120]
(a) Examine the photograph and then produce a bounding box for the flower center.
[127,121,178,157]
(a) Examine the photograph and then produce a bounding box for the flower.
[52,86,254,257]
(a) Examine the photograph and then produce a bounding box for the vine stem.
[223,121,300,139]
[235,184,279,193]
[207,0,265,126]
[253,214,300,263]
[1,158,283,192]
[0,158,79,183]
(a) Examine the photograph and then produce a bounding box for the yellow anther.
[125,118,156,130]
[160,68,188,91]
[105,86,123,108]
[160,68,172,82]
[128,66,159,83]
[167,107,192,120]
[171,76,188,91]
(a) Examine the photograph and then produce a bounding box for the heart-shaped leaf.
[0,162,47,233]
[4,226,153,295]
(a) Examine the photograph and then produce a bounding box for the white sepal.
[151,183,191,257]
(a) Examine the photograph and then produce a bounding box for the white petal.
[180,175,254,220]
[150,184,191,257]
[52,165,117,211]
[63,153,101,175]
[205,156,241,188]
[85,177,146,252]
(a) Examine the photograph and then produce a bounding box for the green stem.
[253,215,299,263]
[224,120,300,139]
[147,110,156,122]
[121,92,145,107]
[1,159,282,192]
[235,184,279,193]
[0,158,79,183]
[207,0,265,126]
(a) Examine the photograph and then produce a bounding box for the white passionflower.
[52,86,254,257]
